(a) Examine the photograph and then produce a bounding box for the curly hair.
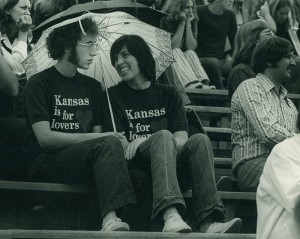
[0,0,22,34]
[232,20,269,67]
[251,36,293,74]
[110,35,156,82]
[46,17,98,60]
[162,0,199,22]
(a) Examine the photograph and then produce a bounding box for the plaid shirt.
[231,73,298,174]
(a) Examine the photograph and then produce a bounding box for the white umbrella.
[23,11,175,131]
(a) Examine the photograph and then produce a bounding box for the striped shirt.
[231,73,298,174]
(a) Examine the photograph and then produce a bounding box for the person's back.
[257,127,300,239]
[228,20,272,100]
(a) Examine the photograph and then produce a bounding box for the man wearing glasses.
[231,37,298,192]
[23,17,136,231]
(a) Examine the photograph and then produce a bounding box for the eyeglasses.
[77,42,99,51]
[259,30,275,37]
[285,52,295,60]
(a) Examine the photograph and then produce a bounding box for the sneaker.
[206,218,242,233]
[185,81,203,89]
[162,214,192,233]
[216,176,233,191]
[101,218,130,232]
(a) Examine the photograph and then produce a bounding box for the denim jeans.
[128,130,185,220]
[128,130,226,223]
[29,136,136,218]
[200,57,232,89]
[236,156,267,192]
[177,133,226,223]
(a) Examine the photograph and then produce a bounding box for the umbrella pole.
[105,87,117,133]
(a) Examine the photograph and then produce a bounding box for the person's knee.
[155,130,173,139]
[95,135,122,150]
[189,133,210,146]
[153,130,176,147]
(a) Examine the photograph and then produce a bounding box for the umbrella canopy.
[23,12,174,89]
[32,0,166,43]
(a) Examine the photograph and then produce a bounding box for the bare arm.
[171,13,186,49]
[257,2,277,32]
[32,121,124,150]
[0,53,19,96]
[184,14,197,50]
[16,14,32,43]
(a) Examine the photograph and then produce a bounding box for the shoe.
[206,218,242,233]
[163,214,192,233]
[200,83,216,90]
[185,81,203,89]
[216,176,233,191]
[101,218,130,231]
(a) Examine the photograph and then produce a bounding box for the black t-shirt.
[196,5,237,59]
[23,66,103,160]
[102,81,188,142]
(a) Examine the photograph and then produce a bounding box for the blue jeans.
[29,136,136,218]
[128,130,226,223]
[200,57,232,89]
[129,130,185,220]
[236,156,267,192]
[177,133,226,223]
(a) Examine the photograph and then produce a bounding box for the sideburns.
[68,47,79,65]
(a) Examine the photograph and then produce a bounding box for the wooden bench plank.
[0,157,234,195]
[188,105,231,115]
[186,88,300,101]
[182,190,256,201]
[214,157,232,167]
[0,180,91,193]
[9,229,256,239]
[204,127,231,142]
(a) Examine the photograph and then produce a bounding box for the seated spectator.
[0,0,33,117]
[33,0,76,27]
[161,0,214,91]
[195,0,237,89]
[228,19,272,100]
[257,108,300,239]
[249,0,277,32]
[231,36,298,192]
[251,0,300,93]
[0,0,32,75]
[232,0,259,27]
[103,34,242,233]
[23,17,136,231]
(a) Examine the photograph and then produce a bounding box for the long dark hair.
[232,20,269,67]
[0,0,21,34]
[110,35,156,82]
